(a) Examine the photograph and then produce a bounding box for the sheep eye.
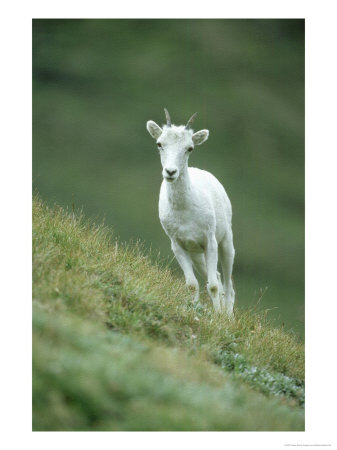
[187,146,194,152]
[157,142,162,149]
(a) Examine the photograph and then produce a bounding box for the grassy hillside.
[33,196,304,431]
[33,19,304,336]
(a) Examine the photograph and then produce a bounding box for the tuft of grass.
[33,195,304,430]
[214,350,304,407]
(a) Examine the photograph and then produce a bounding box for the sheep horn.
[185,112,198,129]
[164,108,172,127]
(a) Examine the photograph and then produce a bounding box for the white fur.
[146,118,235,314]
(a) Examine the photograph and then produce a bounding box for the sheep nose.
[165,168,177,176]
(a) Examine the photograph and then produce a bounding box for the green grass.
[33,196,304,431]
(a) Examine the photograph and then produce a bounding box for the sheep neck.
[166,166,192,209]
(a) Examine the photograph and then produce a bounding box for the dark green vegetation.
[33,197,304,431]
[33,19,304,335]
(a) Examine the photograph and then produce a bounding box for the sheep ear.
[192,129,209,146]
[146,120,162,139]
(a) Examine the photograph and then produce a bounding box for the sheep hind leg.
[218,237,235,316]
[205,236,221,313]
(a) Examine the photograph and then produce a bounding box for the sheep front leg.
[171,241,199,304]
[206,236,221,313]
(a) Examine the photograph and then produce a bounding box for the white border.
[1,1,336,449]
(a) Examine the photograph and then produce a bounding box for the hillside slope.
[32,196,304,431]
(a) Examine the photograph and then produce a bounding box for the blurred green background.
[33,19,304,337]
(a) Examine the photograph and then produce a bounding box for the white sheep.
[146,109,235,314]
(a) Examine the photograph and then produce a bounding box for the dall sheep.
[146,109,235,314]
